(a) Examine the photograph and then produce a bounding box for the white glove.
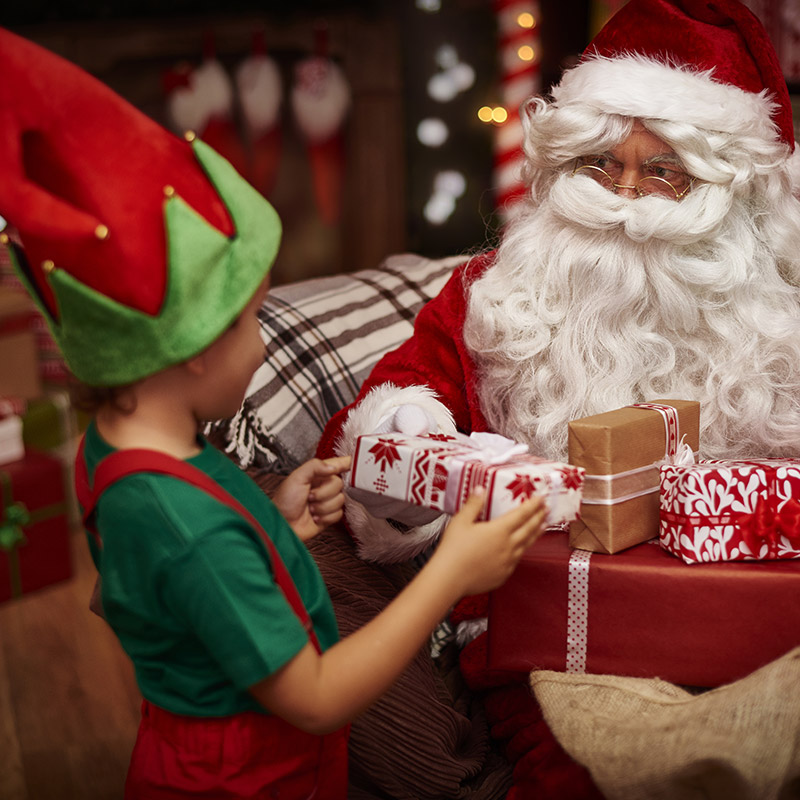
[347,403,443,527]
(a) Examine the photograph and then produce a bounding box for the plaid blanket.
[207,253,465,472]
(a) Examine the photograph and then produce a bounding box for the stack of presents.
[352,398,800,689]
[0,245,78,603]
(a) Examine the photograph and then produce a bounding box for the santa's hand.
[373,404,437,437]
[346,485,443,527]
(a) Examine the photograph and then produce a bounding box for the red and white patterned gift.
[350,431,584,525]
[660,458,800,564]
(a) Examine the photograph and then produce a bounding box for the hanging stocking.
[163,32,249,179]
[236,31,283,198]
[290,25,351,225]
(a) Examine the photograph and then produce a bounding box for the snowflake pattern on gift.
[660,461,800,563]
[561,466,584,492]
[506,473,541,501]
[368,437,403,473]
[426,432,458,442]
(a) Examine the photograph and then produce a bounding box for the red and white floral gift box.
[350,431,585,525]
[659,459,800,564]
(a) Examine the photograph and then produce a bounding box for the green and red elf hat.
[0,27,281,387]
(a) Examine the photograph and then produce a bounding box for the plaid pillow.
[207,253,465,473]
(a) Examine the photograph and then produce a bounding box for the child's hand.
[434,491,548,597]
[273,456,351,542]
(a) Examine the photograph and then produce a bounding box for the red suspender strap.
[75,436,322,653]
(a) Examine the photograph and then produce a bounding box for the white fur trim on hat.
[553,55,782,146]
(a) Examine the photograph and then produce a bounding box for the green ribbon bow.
[0,499,29,551]
[1,472,30,598]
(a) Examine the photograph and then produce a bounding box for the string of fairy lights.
[413,0,541,228]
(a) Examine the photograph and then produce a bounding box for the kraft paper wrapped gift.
[0,449,72,603]
[350,431,584,525]
[0,287,41,401]
[487,533,800,687]
[568,400,700,554]
[660,458,800,564]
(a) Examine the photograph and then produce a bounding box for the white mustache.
[547,172,732,245]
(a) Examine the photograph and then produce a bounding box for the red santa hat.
[552,0,795,151]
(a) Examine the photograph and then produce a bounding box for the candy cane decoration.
[492,0,541,219]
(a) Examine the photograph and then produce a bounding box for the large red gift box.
[487,533,800,687]
[350,431,584,524]
[660,459,800,564]
[0,450,72,602]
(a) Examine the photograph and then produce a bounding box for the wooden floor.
[0,527,141,800]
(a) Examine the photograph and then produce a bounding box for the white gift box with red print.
[659,458,800,564]
[350,431,585,525]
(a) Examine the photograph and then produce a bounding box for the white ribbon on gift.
[443,433,529,514]
[442,432,571,525]
[581,404,696,507]
[462,432,530,462]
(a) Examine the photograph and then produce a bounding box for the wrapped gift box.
[487,533,800,687]
[0,287,42,400]
[660,458,800,564]
[350,431,584,525]
[568,400,700,554]
[1,244,69,384]
[22,388,81,524]
[0,415,24,466]
[0,396,25,465]
[0,450,72,602]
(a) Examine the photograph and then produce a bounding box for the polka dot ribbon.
[566,548,592,673]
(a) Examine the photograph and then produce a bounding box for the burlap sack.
[530,647,800,800]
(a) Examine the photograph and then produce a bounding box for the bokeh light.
[517,12,535,28]
[517,45,535,62]
[417,117,449,147]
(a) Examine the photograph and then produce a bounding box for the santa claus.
[318,0,800,795]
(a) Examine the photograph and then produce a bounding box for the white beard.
[464,172,800,462]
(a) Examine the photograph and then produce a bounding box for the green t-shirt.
[83,422,339,717]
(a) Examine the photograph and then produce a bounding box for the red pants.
[125,701,349,799]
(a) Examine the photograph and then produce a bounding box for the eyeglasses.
[572,156,695,200]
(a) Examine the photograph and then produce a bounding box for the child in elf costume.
[0,28,547,798]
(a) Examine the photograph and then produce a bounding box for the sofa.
[207,252,516,800]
